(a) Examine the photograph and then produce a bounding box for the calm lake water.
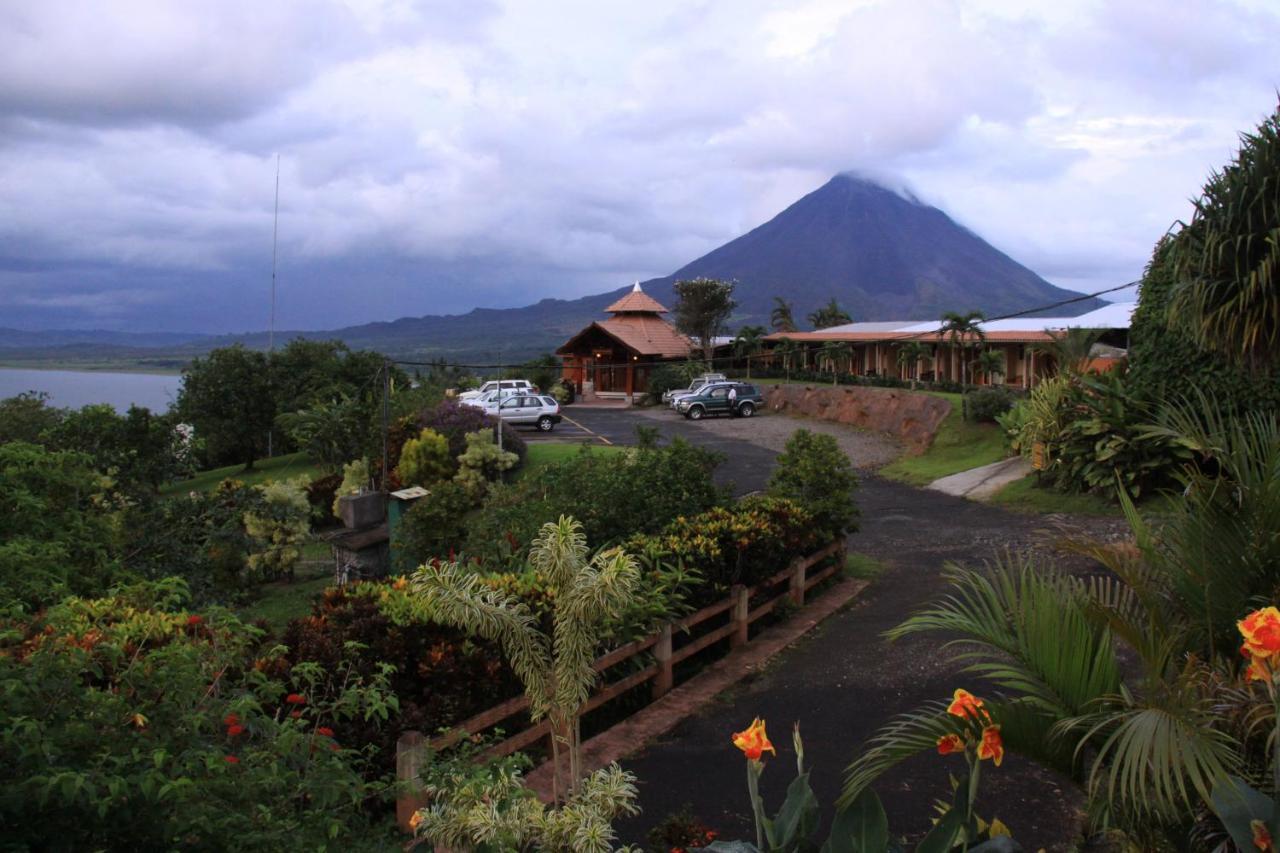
[0,368,181,413]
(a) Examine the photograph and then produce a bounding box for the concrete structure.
[763,302,1136,389]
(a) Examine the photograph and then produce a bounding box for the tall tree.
[1168,103,1280,372]
[770,297,797,333]
[973,349,1006,385]
[177,345,276,470]
[808,298,853,329]
[938,310,987,388]
[673,277,737,365]
[818,340,846,384]
[733,325,767,377]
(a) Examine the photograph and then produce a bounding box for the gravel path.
[635,408,903,470]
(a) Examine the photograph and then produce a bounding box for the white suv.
[458,379,537,402]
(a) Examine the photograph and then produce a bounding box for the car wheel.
[738,401,755,418]
[687,405,704,420]
[537,416,554,432]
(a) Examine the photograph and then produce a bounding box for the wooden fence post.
[653,623,673,700]
[731,584,750,648]
[789,558,806,607]
[396,730,429,833]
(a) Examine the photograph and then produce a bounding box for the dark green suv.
[675,382,764,420]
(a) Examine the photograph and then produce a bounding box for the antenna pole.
[270,153,280,353]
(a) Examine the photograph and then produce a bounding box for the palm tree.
[895,341,932,389]
[808,298,853,330]
[411,516,640,802]
[774,337,798,380]
[1035,327,1104,376]
[973,349,1006,385]
[938,310,986,387]
[818,340,846,384]
[770,297,797,333]
[734,325,767,378]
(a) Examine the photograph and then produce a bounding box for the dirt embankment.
[762,384,951,454]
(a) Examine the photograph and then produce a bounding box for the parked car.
[663,373,729,406]
[676,382,763,420]
[459,388,522,410]
[458,379,537,402]
[480,394,563,431]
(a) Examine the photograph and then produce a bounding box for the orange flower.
[1239,608,1280,657]
[947,689,986,721]
[1253,819,1273,851]
[408,811,423,831]
[936,733,965,756]
[977,725,1004,766]
[731,718,776,761]
[1249,657,1273,682]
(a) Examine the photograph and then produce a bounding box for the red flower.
[329,742,340,751]
[285,693,306,705]
[977,725,1004,767]
[289,710,302,719]
[936,733,965,756]
[224,755,240,764]
[227,724,244,737]
[186,615,203,626]
[316,727,334,737]
[947,689,986,721]
[223,712,239,727]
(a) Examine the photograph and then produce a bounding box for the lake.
[0,368,181,413]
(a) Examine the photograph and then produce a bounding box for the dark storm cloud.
[0,0,1277,332]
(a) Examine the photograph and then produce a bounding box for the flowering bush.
[0,580,397,850]
[627,496,820,602]
[417,399,527,468]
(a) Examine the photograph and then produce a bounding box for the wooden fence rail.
[396,539,846,829]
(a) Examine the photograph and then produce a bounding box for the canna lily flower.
[1253,819,1273,851]
[1249,657,1273,682]
[977,725,1004,766]
[936,733,965,756]
[732,718,776,761]
[1239,608,1280,658]
[947,689,986,721]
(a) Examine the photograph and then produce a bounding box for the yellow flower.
[408,811,423,832]
[732,718,776,761]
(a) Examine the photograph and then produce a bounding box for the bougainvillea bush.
[0,580,398,851]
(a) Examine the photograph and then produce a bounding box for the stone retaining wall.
[763,383,952,454]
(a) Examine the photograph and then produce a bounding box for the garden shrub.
[305,472,341,527]
[397,427,452,486]
[244,477,311,581]
[966,386,1017,423]
[417,400,527,468]
[392,480,476,569]
[464,440,726,564]
[333,458,371,516]
[454,430,519,500]
[646,364,689,404]
[282,582,519,775]
[627,495,821,603]
[767,429,859,540]
[0,581,396,851]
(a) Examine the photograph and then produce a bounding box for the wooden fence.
[395,539,847,830]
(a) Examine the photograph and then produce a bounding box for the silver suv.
[663,373,728,407]
[485,394,563,432]
[458,379,537,402]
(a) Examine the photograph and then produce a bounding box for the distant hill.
[5,174,1099,367]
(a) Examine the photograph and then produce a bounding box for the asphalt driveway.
[561,404,1103,850]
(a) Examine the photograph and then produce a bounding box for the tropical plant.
[1167,103,1280,372]
[276,394,366,474]
[938,310,985,386]
[332,458,372,516]
[774,338,799,380]
[807,298,852,330]
[817,340,846,383]
[735,325,768,377]
[770,297,797,333]
[965,386,1016,424]
[410,516,641,801]
[845,400,1280,844]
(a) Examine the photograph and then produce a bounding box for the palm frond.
[839,701,956,806]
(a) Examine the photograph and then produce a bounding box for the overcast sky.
[1,0,1277,334]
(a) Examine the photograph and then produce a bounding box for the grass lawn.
[844,552,889,580]
[879,392,1007,486]
[988,474,1121,516]
[238,543,333,631]
[516,442,626,479]
[162,451,325,495]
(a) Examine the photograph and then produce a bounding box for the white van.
[457,379,537,402]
